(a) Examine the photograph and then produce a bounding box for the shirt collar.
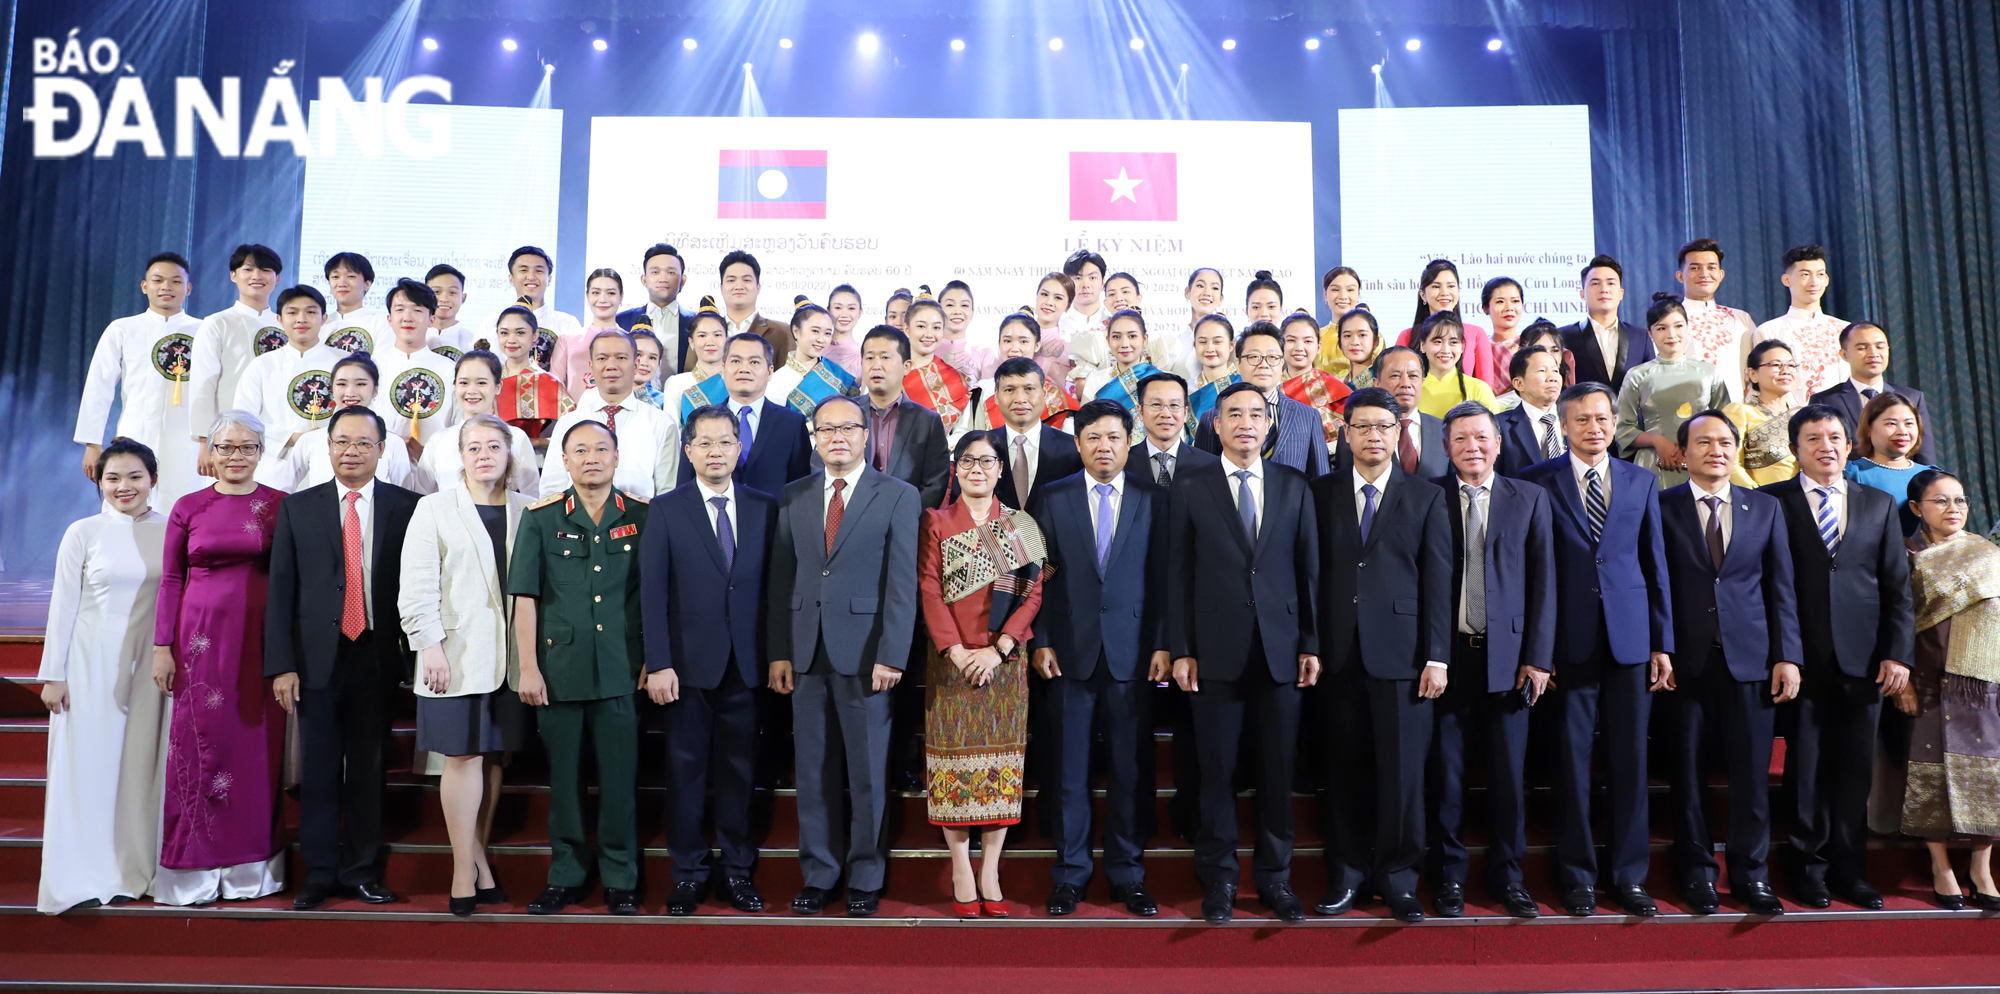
[1786,304,1825,321]
[825,464,866,491]
[1087,472,1126,496]
[1352,463,1390,493]
[1518,398,1555,423]
[581,388,636,412]
[1691,477,1731,502]
[231,299,271,320]
[699,478,737,504]
[1571,450,1610,478]
[338,478,376,503]
[1224,454,1265,481]
[1805,475,1846,496]
[1007,424,1039,449]
[1145,438,1176,460]
[1456,471,1495,493]
[1591,315,1621,334]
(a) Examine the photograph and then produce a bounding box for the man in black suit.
[1133,371,1219,840]
[266,406,418,909]
[615,242,695,374]
[674,333,812,497]
[1193,324,1331,478]
[1763,404,1914,910]
[1659,410,1803,916]
[642,404,779,916]
[1561,255,1656,391]
[1495,344,1568,477]
[989,356,1085,510]
[1426,401,1555,919]
[1030,400,1167,918]
[1807,320,1935,465]
[1311,387,1452,923]
[1167,381,1321,924]
[1334,347,1448,479]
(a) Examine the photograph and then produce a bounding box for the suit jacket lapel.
[1103,478,1142,576]
[687,487,729,574]
[1361,468,1407,556]
[732,492,763,580]
[1252,471,1283,559]
[1550,462,1591,536]
[1203,467,1254,556]
[1664,488,1708,573]
[450,487,502,604]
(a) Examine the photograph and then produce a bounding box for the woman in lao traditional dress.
[1722,340,1802,488]
[1030,273,1077,388]
[902,292,975,435]
[1332,307,1382,391]
[1080,309,1163,411]
[1278,310,1351,455]
[918,432,1047,918]
[150,412,287,905]
[1898,470,2000,910]
[38,440,170,914]
[935,280,997,381]
[1186,314,1240,435]
[823,283,865,374]
[493,305,572,456]
[768,297,858,418]
[628,329,670,410]
[971,310,1077,432]
[663,298,731,423]
[1615,294,1730,488]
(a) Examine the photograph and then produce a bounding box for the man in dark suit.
[1520,382,1674,917]
[642,404,779,916]
[717,249,793,360]
[674,333,812,497]
[1333,347,1448,479]
[989,357,1085,510]
[1194,324,1330,478]
[1030,400,1167,917]
[858,326,952,509]
[1167,381,1321,924]
[615,242,695,374]
[1807,320,1935,465]
[1495,344,1568,477]
[1425,401,1556,919]
[1763,404,1914,910]
[766,394,922,918]
[1560,255,1656,391]
[1659,410,1803,916]
[266,406,418,909]
[1311,387,1452,923]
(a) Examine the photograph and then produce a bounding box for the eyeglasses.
[211,443,263,456]
[1142,400,1186,414]
[1920,496,1971,510]
[814,423,866,438]
[1757,361,1803,371]
[1238,353,1284,367]
[688,439,741,452]
[1347,422,1400,437]
[329,439,379,453]
[957,456,1001,470]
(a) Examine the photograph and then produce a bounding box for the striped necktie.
[1814,484,1841,558]
[1584,468,1607,542]
[1541,413,1562,460]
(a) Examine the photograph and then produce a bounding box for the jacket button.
[597,623,604,631]
[1590,587,1600,594]
[594,595,602,602]
[595,535,601,543]
[563,550,571,557]
[1708,607,1716,613]
[822,570,830,577]
[593,565,602,572]
[1358,561,1367,568]
[1595,558,1605,565]
[546,638,553,645]
[1353,596,1359,604]
[1245,601,1254,608]
[1100,607,1108,613]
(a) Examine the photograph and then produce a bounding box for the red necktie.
[602,404,622,433]
[340,491,366,640]
[825,478,847,555]
[1398,418,1419,474]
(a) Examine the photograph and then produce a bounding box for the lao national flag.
[718,150,828,219]
[1069,152,1177,222]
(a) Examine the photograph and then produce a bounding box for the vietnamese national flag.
[1068,151,1177,222]
[718,150,828,219]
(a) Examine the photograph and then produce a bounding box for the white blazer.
[397,487,527,697]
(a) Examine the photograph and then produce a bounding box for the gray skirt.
[416,688,529,756]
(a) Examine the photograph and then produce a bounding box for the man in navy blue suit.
[1658,410,1802,916]
[675,333,812,499]
[1520,382,1674,917]
[616,243,696,375]
[1029,399,1168,918]
[1560,255,1655,392]
[1494,344,1567,477]
[641,404,777,916]
[989,356,1086,510]
[1426,401,1555,919]
[1807,320,1935,465]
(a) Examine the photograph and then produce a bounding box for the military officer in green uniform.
[510,418,647,916]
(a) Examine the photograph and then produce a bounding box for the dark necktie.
[1399,418,1419,474]
[711,495,734,569]
[1584,468,1607,542]
[737,405,754,466]
[1154,452,1173,487]
[1541,413,1562,460]
[1234,469,1257,542]
[1701,494,1725,571]
[1359,482,1379,542]
[1862,387,1879,401]
[825,479,846,555]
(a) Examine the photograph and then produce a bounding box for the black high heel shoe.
[1933,889,1967,910]
[474,866,507,905]
[1971,891,2000,911]
[449,895,477,917]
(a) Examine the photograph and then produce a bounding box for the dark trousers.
[540,694,640,889]
[1160,682,1202,840]
[1783,668,1881,889]
[664,662,758,884]
[1187,636,1299,891]
[1666,651,1776,888]
[1428,634,1531,892]
[1321,656,1431,896]
[793,639,894,893]
[297,635,389,888]
[1048,659,1152,888]
[1553,634,1653,890]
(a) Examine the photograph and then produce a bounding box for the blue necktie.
[711,495,735,569]
[1094,483,1115,574]
[737,405,754,466]
[1360,482,1378,542]
[1235,469,1257,542]
[1585,468,1608,542]
[1814,485,1841,558]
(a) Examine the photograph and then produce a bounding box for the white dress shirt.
[540,388,679,499]
[370,344,461,444]
[1690,478,1735,550]
[1084,471,1125,536]
[726,312,759,338]
[1005,424,1041,494]
[1518,398,1563,458]
[1351,464,1389,523]
[645,300,691,376]
[1590,315,1623,374]
[233,341,349,484]
[700,479,739,540]
[1456,473,1493,634]
[1800,474,1849,542]
[337,478,377,627]
[731,398,764,452]
[74,308,206,506]
[1144,438,1180,482]
[188,299,280,437]
[1225,455,1266,535]
[1571,450,1613,506]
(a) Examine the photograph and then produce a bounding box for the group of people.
[39,234,1998,926]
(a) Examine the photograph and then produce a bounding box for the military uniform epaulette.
[619,489,649,505]
[527,491,566,510]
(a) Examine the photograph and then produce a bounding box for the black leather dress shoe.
[1110,883,1158,917]
[1384,891,1425,923]
[528,885,589,915]
[1606,884,1658,917]
[847,888,881,917]
[1791,879,1832,909]
[792,886,837,916]
[1431,881,1465,918]
[721,877,763,913]
[1047,883,1082,917]
[352,881,396,905]
[1258,882,1306,923]
[1681,880,1720,915]
[1834,880,1883,910]
[1201,883,1237,923]
[1738,881,1785,916]
[1561,887,1596,916]
[667,880,705,916]
[292,881,336,910]
[1494,884,1539,919]
[604,888,642,916]
[1314,887,1356,916]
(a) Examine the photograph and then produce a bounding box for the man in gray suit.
[767,394,922,918]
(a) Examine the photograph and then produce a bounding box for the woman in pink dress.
[149,411,288,904]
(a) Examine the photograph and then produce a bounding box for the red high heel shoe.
[952,898,981,919]
[980,896,1010,918]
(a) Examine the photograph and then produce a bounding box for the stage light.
[421,37,438,51]
[1405,38,1421,51]
[950,39,965,52]
[1049,37,1063,51]
[1222,38,1236,51]
[1487,38,1504,51]
[1305,38,1320,50]
[501,38,518,52]
[858,33,879,55]
[682,38,697,50]
[780,38,793,49]
[1129,38,1144,51]
[544,63,554,74]
[593,38,607,52]
[1371,63,1383,74]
